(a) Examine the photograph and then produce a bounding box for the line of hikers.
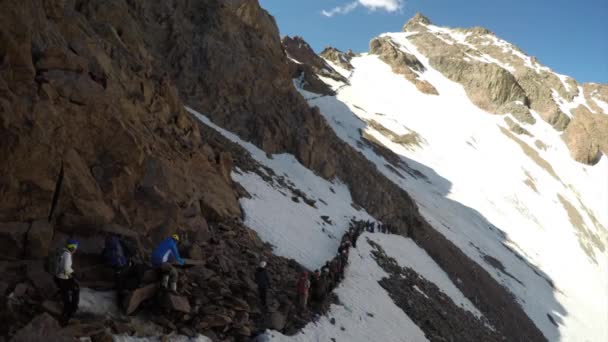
[48,219,392,326]
[47,233,186,326]
[290,219,392,313]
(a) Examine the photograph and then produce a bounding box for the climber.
[151,233,184,293]
[255,261,271,308]
[51,239,80,326]
[310,270,326,308]
[338,249,349,279]
[102,233,132,302]
[296,271,310,311]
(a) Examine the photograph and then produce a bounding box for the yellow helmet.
[172,233,180,242]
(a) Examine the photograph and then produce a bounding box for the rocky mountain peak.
[402,12,432,31]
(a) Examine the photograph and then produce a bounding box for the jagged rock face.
[370,37,438,95]
[0,0,240,247]
[282,36,344,96]
[319,46,355,71]
[563,105,608,165]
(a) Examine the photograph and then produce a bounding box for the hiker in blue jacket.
[151,234,184,293]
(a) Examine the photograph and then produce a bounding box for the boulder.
[10,313,72,342]
[199,314,233,329]
[41,300,63,316]
[25,220,54,259]
[161,293,191,313]
[123,283,158,315]
[0,222,30,260]
[270,312,286,330]
[27,261,57,298]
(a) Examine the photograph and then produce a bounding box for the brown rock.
[270,311,286,330]
[123,283,158,315]
[199,314,233,329]
[0,222,29,260]
[161,293,191,314]
[27,261,57,298]
[10,313,73,342]
[25,220,54,259]
[218,152,234,184]
[563,105,608,165]
[41,300,62,316]
[42,0,65,19]
[35,47,87,73]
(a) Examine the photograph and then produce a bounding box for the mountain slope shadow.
[307,92,567,341]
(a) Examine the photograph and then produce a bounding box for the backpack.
[46,247,65,277]
[103,235,128,268]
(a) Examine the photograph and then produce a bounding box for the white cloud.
[322,0,404,17]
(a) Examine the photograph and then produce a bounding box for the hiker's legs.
[258,286,267,307]
[160,263,178,290]
[68,279,80,316]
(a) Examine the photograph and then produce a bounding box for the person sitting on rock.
[296,271,310,311]
[52,239,80,326]
[255,261,271,308]
[151,233,184,293]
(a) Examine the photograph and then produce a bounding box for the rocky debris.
[0,222,30,260]
[370,37,439,95]
[562,105,608,165]
[369,240,505,341]
[25,221,54,259]
[319,47,355,71]
[10,313,74,342]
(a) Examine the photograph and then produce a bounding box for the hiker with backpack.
[102,233,132,302]
[296,271,310,311]
[151,233,184,293]
[255,261,271,308]
[49,239,80,326]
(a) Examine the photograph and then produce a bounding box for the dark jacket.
[255,267,270,289]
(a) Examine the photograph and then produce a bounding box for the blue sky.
[259,0,608,83]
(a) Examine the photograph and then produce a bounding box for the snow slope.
[294,30,608,341]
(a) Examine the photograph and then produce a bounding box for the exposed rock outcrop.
[320,46,355,71]
[562,105,608,165]
[370,37,438,95]
[282,36,348,96]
